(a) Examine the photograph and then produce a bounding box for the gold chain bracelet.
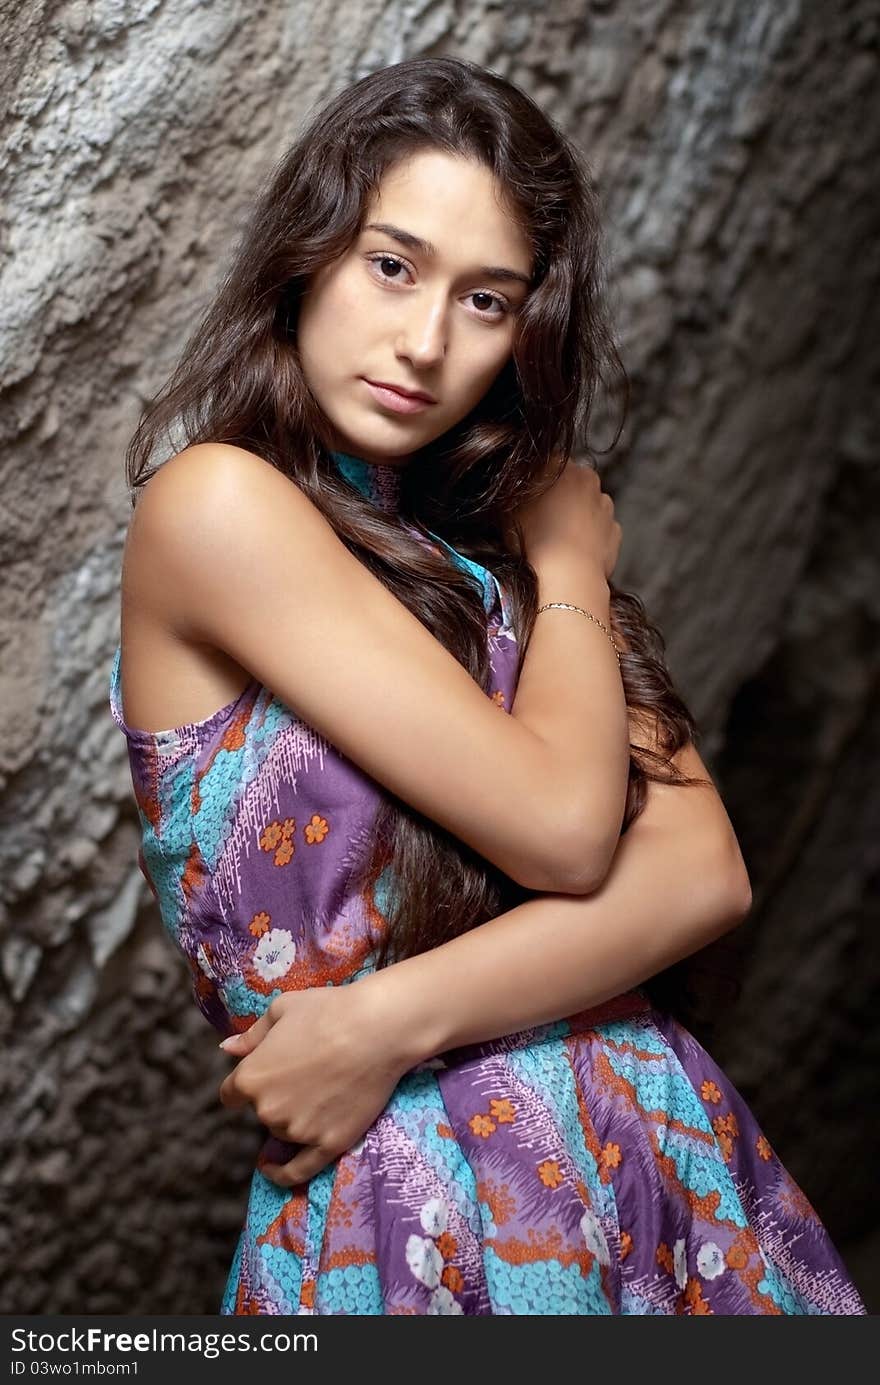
[536,601,623,667]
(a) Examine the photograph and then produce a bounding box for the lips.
[364,378,436,404]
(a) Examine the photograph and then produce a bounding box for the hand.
[508,453,622,580]
[217,981,413,1187]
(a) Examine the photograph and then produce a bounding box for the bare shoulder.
[128,442,316,581]
[133,441,299,522]
[123,444,310,657]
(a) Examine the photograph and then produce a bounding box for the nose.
[395,290,447,367]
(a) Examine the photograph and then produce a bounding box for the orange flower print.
[685,1277,713,1313]
[259,820,285,851]
[756,1134,772,1161]
[248,911,271,937]
[620,1231,633,1261]
[436,1232,458,1260]
[489,1098,516,1124]
[468,1113,497,1139]
[537,1160,564,1189]
[436,1123,455,1140]
[441,1265,464,1293]
[477,1179,516,1227]
[490,689,506,707]
[221,720,247,752]
[656,1242,674,1274]
[304,814,329,844]
[690,1291,712,1314]
[726,1243,750,1270]
[600,1142,622,1171]
[701,1079,722,1104]
[712,1112,739,1161]
[274,837,295,867]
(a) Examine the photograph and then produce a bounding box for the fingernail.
[218,1036,237,1049]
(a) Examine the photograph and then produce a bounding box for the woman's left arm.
[363,734,750,1057]
[219,734,751,1185]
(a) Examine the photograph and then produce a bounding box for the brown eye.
[472,293,492,310]
[460,288,511,322]
[366,253,412,283]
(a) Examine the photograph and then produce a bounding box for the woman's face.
[296,148,535,466]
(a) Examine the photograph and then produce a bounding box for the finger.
[219,1013,270,1055]
[218,1072,251,1110]
[261,1146,333,1188]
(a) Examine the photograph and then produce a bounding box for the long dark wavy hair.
[126,57,716,1017]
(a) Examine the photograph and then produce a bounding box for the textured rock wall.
[1,0,876,1312]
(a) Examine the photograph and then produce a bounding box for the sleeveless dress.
[108,449,866,1316]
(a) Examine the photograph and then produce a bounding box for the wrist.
[354,960,448,1071]
[533,560,611,618]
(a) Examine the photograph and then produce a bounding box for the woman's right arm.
[128,442,630,895]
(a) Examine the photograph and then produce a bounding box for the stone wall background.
[1,0,876,1313]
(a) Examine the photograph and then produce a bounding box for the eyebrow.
[363,221,533,288]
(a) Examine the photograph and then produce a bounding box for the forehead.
[365,149,533,273]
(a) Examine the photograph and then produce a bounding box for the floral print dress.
[109,449,865,1315]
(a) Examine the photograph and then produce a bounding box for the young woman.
[110,57,865,1315]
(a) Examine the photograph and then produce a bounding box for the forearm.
[360,815,750,1064]
[510,556,630,884]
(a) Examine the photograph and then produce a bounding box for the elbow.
[516,781,627,896]
[536,826,619,898]
[504,832,612,897]
[717,826,753,921]
[717,855,754,932]
[557,846,617,897]
[697,844,754,946]
[557,788,630,896]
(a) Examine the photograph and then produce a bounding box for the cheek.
[315,263,369,329]
[457,340,513,405]
[298,265,365,359]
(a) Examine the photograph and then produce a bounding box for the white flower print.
[673,1237,688,1290]
[697,1241,726,1280]
[251,927,296,981]
[405,1234,443,1288]
[419,1196,449,1237]
[579,1208,611,1266]
[428,1286,463,1315]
